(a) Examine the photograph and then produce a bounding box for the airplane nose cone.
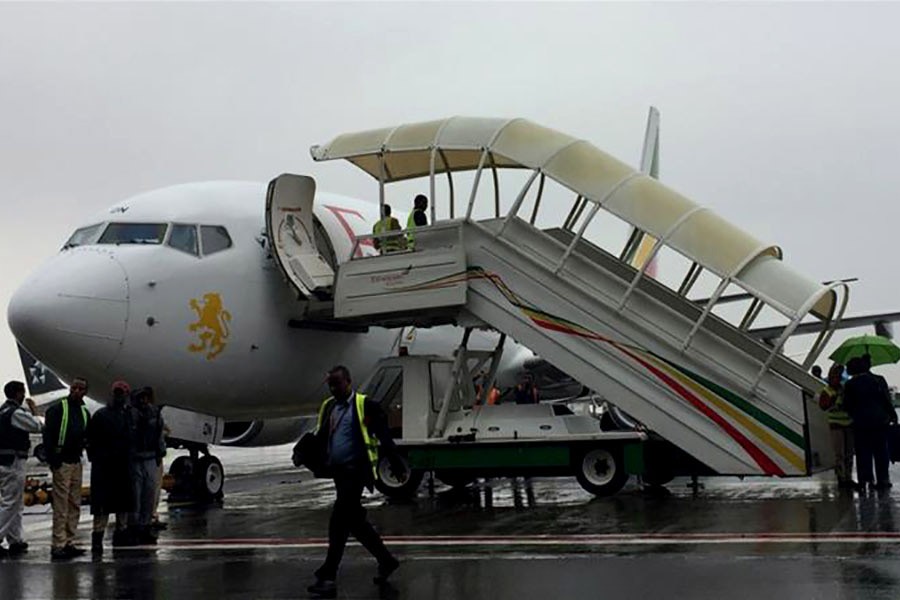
[8,248,129,379]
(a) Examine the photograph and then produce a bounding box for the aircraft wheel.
[195,455,225,501]
[374,454,423,499]
[574,446,628,496]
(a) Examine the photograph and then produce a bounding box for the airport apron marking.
[397,267,802,476]
[121,532,900,551]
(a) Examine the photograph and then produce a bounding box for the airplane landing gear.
[167,442,225,504]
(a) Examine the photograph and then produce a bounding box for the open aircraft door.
[266,174,335,299]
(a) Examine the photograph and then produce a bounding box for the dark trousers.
[854,425,890,485]
[315,467,393,581]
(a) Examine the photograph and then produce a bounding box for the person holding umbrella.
[842,355,897,491]
[830,335,900,491]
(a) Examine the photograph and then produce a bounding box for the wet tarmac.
[5,445,900,599]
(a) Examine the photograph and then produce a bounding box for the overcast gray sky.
[2,2,900,386]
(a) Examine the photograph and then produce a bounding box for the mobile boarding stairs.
[277,116,849,482]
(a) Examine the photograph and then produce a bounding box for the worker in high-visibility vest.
[43,377,91,560]
[372,204,406,253]
[406,194,429,250]
[819,364,856,489]
[306,365,404,598]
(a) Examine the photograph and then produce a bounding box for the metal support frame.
[678,263,703,296]
[554,202,601,275]
[617,205,709,311]
[438,149,455,219]
[530,173,546,225]
[489,153,500,218]
[480,333,507,403]
[497,169,541,237]
[433,328,472,438]
[739,298,763,331]
[466,149,490,220]
[620,227,643,264]
[429,147,437,224]
[801,283,849,370]
[680,240,775,352]
[378,152,386,222]
[557,172,643,276]
[750,281,848,393]
[563,195,586,231]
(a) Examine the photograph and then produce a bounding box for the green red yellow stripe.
[393,267,805,475]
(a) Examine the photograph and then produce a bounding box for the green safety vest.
[58,400,90,451]
[406,212,419,249]
[821,386,852,427]
[373,217,406,252]
[316,392,379,479]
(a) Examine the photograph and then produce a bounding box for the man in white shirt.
[0,380,42,558]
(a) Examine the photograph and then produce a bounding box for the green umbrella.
[828,334,900,367]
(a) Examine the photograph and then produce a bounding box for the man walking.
[307,366,403,599]
[0,381,42,558]
[43,377,91,559]
[87,381,135,554]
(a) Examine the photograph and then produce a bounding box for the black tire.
[374,454,423,499]
[168,456,195,498]
[435,471,477,489]
[574,446,628,496]
[195,455,225,501]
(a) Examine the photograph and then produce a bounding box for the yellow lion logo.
[188,292,232,360]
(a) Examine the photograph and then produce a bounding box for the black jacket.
[87,403,135,515]
[43,398,90,468]
[299,394,397,490]
[844,372,896,428]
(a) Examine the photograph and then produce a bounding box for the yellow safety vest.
[58,400,89,451]
[406,212,420,250]
[373,217,406,252]
[821,386,852,427]
[316,392,379,479]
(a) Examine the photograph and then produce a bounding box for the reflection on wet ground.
[7,444,900,599]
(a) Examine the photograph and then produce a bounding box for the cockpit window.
[63,223,104,249]
[200,226,232,256]
[167,224,199,256]
[98,223,168,245]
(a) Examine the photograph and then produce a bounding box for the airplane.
[8,110,899,502]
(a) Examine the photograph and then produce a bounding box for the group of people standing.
[0,377,166,561]
[371,194,429,253]
[818,354,897,491]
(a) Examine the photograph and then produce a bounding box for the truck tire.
[374,454,423,499]
[574,446,628,496]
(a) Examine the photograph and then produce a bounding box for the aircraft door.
[266,174,335,298]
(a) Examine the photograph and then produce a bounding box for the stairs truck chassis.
[358,354,646,498]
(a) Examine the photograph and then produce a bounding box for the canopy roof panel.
[311,116,838,323]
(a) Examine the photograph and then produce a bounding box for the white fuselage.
[8,182,514,420]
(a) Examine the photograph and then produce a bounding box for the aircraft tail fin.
[16,343,67,402]
[628,106,661,278]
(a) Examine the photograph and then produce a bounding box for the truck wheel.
[374,454,423,499]
[575,447,628,496]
